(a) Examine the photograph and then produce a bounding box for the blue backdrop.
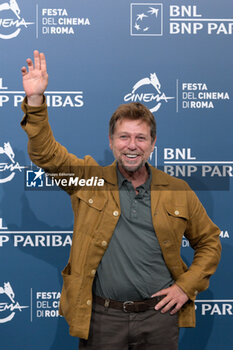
[0,1,232,349]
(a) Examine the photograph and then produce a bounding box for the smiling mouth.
[122,154,142,161]
[125,154,138,158]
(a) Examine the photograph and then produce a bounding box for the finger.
[155,296,170,311]
[34,50,40,70]
[170,303,181,315]
[21,66,28,76]
[40,52,47,73]
[26,58,34,72]
[160,300,176,314]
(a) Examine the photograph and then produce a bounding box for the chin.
[121,162,144,173]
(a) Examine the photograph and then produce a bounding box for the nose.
[128,137,137,150]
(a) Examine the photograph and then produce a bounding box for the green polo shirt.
[93,164,173,301]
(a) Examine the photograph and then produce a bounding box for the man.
[21,51,221,350]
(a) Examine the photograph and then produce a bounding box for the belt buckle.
[123,301,134,313]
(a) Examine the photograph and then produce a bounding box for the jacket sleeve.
[175,186,221,301]
[21,96,90,194]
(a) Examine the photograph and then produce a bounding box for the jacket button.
[88,198,93,204]
[87,299,92,306]
[174,210,180,215]
[101,240,107,247]
[113,210,119,217]
[91,269,96,276]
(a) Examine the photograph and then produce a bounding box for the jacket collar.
[102,160,118,185]
[149,164,169,187]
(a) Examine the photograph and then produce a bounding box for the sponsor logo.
[0,282,28,323]
[124,76,229,114]
[124,73,175,113]
[130,3,163,36]
[26,168,45,188]
[130,4,233,36]
[0,217,72,247]
[36,291,61,318]
[0,0,34,39]
[169,5,233,36]
[25,167,104,190]
[40,8,91,37]
[195,300,233,316]
[0,282,62,322]
[163,148,233,179]
[0,78,84,108]
[0,142,26,183]
[4,233,72,248]
[180,82,230,110]
[149,146,233,190]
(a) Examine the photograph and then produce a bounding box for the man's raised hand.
[21,50,48,106]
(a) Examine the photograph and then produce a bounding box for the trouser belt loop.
[104,298,110,311]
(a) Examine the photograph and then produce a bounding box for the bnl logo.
[26,168,44,187]
[130,3,163,36]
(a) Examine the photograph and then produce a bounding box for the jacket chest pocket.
[74,190,107,236]
[166,205,189,244]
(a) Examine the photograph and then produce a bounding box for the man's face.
[109,118,156,173]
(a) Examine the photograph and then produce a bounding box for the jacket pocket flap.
[74,190,106,211]
[166,205,189,220]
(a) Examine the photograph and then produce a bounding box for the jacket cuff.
[175,281,198,301]
[21,95,47,127]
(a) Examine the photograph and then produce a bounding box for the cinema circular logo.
[124,73,175,113]
[0,142,26,183]
[0,0,34,39]
[0,282,29,323]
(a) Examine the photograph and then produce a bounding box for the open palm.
[21,50,48,97]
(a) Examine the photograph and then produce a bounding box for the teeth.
[126,154,137,158]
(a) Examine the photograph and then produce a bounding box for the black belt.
[93,294,165,313]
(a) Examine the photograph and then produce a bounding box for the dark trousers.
[79,301,179,350]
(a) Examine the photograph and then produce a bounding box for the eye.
[137,136,146,141]
[119,135,128,139]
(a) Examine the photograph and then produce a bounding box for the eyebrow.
[117,131,147,136]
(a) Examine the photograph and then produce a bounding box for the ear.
[109,134,113,150]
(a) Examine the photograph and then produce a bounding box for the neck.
[118,164,149,189]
